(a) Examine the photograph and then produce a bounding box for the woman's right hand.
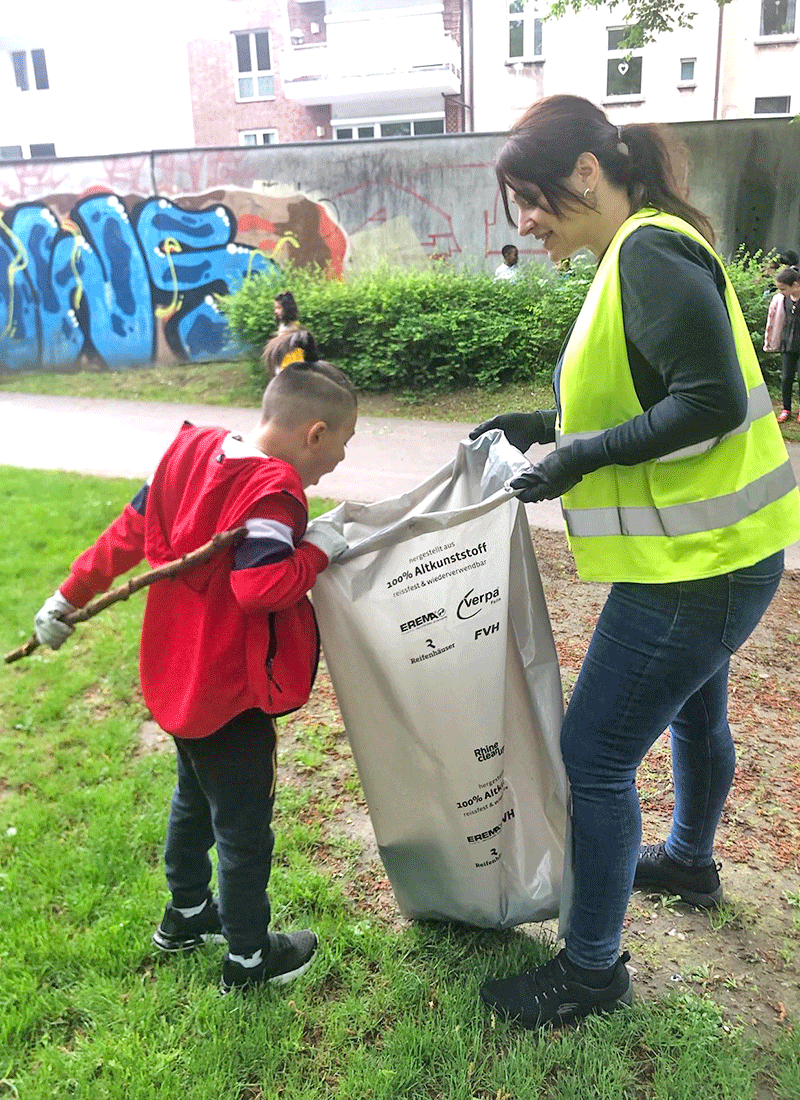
[469,411,549,454]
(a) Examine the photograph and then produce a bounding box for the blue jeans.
[164,708,277,957]
[561,551,783,970]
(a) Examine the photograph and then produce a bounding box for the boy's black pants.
[165,708,277,957]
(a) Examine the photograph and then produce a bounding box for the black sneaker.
[220,929,318,993]
[479,948,633,1029]
[152,898,227,952]
[633,842,723,909]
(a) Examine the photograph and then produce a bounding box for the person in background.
[774,266,800,423]
[494,243,521,281]
[471,93,800,1030]
[274,290,300,333]
[32,360,356,993]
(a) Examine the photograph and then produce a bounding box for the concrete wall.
[1,118,798,370]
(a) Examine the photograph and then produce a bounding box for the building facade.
[1,0,195,161]
[187,0,466,147]
[2,0,798,157]
[470,0,800,131]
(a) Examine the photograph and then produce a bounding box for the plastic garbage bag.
[312,430,571,929]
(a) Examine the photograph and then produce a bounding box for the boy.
[33,360,356,992]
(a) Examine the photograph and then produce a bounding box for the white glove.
[304,520,349,564]
[34,590,78,649]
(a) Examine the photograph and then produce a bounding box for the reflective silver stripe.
[656,383,773,462]
[557,383,774,461]
[564,460,797,538]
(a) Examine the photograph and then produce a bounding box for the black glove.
[509,447,585,503]
[469,411,549,454]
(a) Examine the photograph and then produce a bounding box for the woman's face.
[511,179,588,263]
[777,282,795,297]
[274,299,283,320]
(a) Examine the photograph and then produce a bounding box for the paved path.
[2,391,798,567]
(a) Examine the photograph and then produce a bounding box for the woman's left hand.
[509,448,585,502]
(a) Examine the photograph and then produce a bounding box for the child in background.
[274,290,300,333]
[33,360,356,992]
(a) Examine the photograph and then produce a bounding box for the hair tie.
[279,347,305,371]
[617,125,629,156]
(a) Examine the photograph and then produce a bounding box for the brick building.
[187,0,467,147]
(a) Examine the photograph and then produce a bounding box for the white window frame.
[507,0,543,62]
[605,26,645,101]
[333,113,445,141]
[1,141,55,160]
[10,47,49,92]
[232,30,275,102]
[239,129,279,146]
[754,94,791,114]
[758,0,797,37]
[678,57,696,88]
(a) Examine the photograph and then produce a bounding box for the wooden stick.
[5,526,248,665]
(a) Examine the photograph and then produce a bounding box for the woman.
[274,290,300,334]
[773,266,800,422]
[472,95,800,1029]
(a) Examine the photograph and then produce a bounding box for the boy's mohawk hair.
[261,357,356,430]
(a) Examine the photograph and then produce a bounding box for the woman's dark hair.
[778,250,799,267]
[495,94,715,245]
[275,290,299,323]
[776,266,800,287]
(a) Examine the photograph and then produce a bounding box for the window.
[240,129,278,145]
[606,26,644,97]
[508,0,543,59]
[29,142,56,158]
[233,30,274,100]
[760,0,796,35]
[334,118,444,141]
[0,145,24,160]
[755,95,791,113]
[10,47,49,92]
[381,121,411,138]
[680,58,696,81]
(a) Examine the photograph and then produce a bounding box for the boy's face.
[304,409,357,486]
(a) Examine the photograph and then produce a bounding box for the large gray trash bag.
[312,430,571,930]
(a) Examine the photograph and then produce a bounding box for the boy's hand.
[34,591,78,649]
[304,520,349,564]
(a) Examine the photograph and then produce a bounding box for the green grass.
[2,466,799,1098]
[0,360,555,426]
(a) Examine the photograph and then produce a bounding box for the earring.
[582,187,597,210]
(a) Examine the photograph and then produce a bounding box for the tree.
[545,0,729,45]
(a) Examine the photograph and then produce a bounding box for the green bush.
[220,249,775,398]
[726,248,779,384]
[220,261,594,398]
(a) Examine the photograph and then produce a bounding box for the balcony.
[281,8,461,105]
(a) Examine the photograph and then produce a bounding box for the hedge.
[220,250,779,397]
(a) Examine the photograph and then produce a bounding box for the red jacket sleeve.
[60,503,146,608]
[229,493,329,614]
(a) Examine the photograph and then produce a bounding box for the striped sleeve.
[233,517,295,570]
[229,493,328,614]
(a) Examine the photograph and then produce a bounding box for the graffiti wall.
[2,120,799,370]
[0,183,347,370]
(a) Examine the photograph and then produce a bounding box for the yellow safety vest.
[558,209,800,583]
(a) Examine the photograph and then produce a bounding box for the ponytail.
[496,94,715,245]
[262,327,320,374]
